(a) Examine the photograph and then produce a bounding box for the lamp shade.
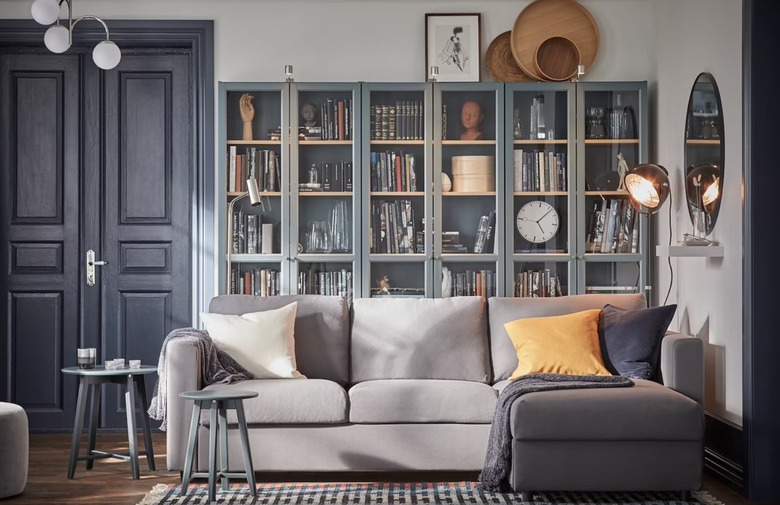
[44,24,71,53]
[624,163,670,214]
[246,179,263,207]
[31,0,61,25]
[92,40,121,70]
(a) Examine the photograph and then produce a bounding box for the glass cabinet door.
[219,83,288,295]
[290,83,360,301]
[433,83,504,298]
[577,82,648,295]
[361,83,432,298]
[505,83,576,298]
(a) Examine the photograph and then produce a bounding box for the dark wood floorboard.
[1,433,753,504]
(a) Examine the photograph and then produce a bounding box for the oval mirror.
[684,72,724,236]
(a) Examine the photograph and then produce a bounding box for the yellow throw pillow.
[505,309,611,380]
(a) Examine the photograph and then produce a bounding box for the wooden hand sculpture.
[240,93,255,141]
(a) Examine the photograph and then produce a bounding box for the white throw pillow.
[201,302,304,379]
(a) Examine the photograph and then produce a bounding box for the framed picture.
[425,13,481,82]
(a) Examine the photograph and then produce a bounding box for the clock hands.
[536,208,554,223]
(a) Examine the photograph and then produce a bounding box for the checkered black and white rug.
[138,481,724,505]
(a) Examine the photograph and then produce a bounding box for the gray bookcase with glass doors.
[217,81,649,299]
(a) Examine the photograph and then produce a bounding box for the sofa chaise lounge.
[164,293,703,493]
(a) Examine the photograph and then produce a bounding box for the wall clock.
[516,200,559,243]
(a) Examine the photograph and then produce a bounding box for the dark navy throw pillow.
[598,303,677,379]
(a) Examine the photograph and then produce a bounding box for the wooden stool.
[179,389,258,502]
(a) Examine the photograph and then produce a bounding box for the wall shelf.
[656,245,724,257]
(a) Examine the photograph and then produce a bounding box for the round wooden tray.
[534,36,581,81]
[486,31,533,82]
[510,0,599,81]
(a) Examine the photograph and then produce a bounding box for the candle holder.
[77,348,96,369]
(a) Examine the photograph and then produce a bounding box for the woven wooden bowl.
[534,36,581,81]
[486,31,534,82]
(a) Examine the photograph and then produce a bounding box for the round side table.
[179,389,259,502]
[61,365,157,479]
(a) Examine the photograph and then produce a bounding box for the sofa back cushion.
[351,297,489,383]
[488,293,646,382]
[209,295,349,384]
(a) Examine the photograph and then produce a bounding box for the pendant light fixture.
[31,0,121,70]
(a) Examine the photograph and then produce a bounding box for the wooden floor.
[3,433,753,505]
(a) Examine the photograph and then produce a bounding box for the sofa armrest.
[660,332,703,405]
[165,339,203,471]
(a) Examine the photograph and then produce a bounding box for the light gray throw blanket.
[147,327,253,431]
[479,373,634,492]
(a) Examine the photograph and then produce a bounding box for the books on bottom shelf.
[298,269,352,299]
[233,211,273,254]
[514,270,562,298]
[585,198,638,254]
[444,269,496,298]
[230,267,279,296]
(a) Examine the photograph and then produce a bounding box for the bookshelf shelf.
[441,140,496,146]
[584,190,629,197]
[514,139,568,145]
[584,253,643,262]
[370,140,425,146]
[227,191,282,198]
[297,253,354,262]
[299,192,352,197]
[584,139,640,145]
[299,140,352,146]
[513,253,570,261]
[370,191,425,197]
[227,140,281,146]
[229,254,285,263]
[443,192,496,197]
[368,254,427,263]
[441,253,500,262]
[514,191,567,196]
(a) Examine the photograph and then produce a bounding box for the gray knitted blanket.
[147,327,253,431]
[479,373,634,492]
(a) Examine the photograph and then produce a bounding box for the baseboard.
[704,413,744,493]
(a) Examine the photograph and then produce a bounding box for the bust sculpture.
[460,100,484,140]
[301,103,319,127]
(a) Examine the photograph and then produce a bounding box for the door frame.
[0,19,215,327]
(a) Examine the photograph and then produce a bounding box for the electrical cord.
[663,191,673,306]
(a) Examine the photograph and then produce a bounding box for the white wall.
[2,0,742,423]
[653,0,743,425]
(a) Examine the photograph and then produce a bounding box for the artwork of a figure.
[240,93,255,141]
[301,103,319,127]
[617,152,629,191]
[439,26,469,71]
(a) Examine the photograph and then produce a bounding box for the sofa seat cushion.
[202,379,347,424]
[510,379,702,441]
[349,379,497,424]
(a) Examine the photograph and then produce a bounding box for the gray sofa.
[164,293,703,493]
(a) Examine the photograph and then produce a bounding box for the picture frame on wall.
[425,13,481,82]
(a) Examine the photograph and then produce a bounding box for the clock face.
[516,201,560,243]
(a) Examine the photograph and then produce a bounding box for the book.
[261,223,273,254]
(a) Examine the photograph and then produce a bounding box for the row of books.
[301,161,353,192]
[370,103,425,140]
[228,147,280,193]
[585,199,639,254]
[473,211,497,254]
[232,211,273,254]
[230,268,280,296]
[446,270,497,298]
[297,269,353,298]
[370,151,418,192]
[514,270,564,298]
[369,200,417,254]
[513,150,567,192]
[318,98,353,141]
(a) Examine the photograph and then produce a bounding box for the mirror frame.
[684,72,724,235]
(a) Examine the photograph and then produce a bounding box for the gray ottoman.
[0,402,28,498]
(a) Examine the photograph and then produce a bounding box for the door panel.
[101,55,192,428]
[0,54,81,429]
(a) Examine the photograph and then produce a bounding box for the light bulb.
[625,173,660,209]
[31,0,61,25]
[92,41,121,70]
[44,24,70,53]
